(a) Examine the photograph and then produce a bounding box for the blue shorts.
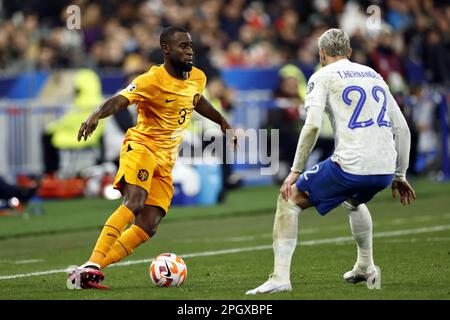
[295,157,393,215]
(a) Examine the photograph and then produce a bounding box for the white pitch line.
[1,224,449,281]
[14,259,45,264]
[0,259,45,265]
[380,237,450,244]
[169,213,450,244]
[0,269,68,280]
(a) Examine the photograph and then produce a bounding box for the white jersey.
[305,59,407,175]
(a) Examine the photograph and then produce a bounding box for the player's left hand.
[391,179,416,205]
[280,171,300,201]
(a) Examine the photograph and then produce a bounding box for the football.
[149,253,187,287]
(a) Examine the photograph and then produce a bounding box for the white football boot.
[343,264,378,284]
[246,275,292,295]
[66,264,107,289]
[66,265,82,289]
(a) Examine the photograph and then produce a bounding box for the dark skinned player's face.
[166,32,194,72]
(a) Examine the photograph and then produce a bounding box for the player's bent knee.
[123,200,146,215]
[136,223,158,237]
[342,200,361,211]
[289,185,311,210]
[122,184,148,215]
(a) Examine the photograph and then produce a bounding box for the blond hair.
[318,28,351,57]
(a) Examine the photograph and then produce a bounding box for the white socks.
[344,202,374,271]
[272,195,301,283]
[271,198,374,284]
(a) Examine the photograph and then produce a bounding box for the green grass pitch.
[0,178,449,300]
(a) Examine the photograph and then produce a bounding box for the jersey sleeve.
[118,73,157,104]
[388,91,408,135]
[304,71,328,127]
[199,70,207,95]
[387,91,411,179]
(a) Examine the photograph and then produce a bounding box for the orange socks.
[100,224,150,269]
[88,205,135,265]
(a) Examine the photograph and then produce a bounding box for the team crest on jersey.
[307,82,314,94]
[138,169,149,181]
[193,93,200,106]
[126,82,137,92]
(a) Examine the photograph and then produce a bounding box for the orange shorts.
[113,142,174,213]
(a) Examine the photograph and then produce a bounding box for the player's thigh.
[295,158,349,215]
[347,174,393,207]
[113,142,157,201]
[290,184,313,210]
[121,183,149,212]
[295,158,334,202]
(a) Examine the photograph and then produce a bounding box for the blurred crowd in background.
[0,0,449,188]
[0,0,448,83]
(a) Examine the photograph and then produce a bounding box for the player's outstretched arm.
[195,95,237,148]
[77,95,129,142]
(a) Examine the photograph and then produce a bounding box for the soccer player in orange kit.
[67,26,237,289]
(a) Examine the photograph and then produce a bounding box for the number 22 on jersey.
[342,85,391,129]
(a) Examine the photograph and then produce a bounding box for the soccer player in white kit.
[246,29,416,295]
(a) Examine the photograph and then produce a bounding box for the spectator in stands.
[408,85,440,174]
[42,69,104,175]
[266,64,304,181]
[369,27,404,81]
[223,41,248,67]
[0,0,447,83]
[274,8,302,55]
[102,60,143,168]
[0,0,448,181]
[205,77,241,197]
[220,0,246,42]
[423,28,449,85]
[386,0,414,32]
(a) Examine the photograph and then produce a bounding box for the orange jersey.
[118,64,207,171]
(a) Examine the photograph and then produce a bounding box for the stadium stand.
[0,0,448,194]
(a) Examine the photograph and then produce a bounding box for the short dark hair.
[160,26,189,46]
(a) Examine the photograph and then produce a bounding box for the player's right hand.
[229,129,238,151]
[391,179,416,205]
[280,171,300,201]
[77,113,99,142]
